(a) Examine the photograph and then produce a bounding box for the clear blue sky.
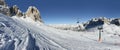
[6,0,120,24]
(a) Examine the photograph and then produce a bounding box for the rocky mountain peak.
[0,0,10,16]
[84,17,111,29]
[111,18,120,26]
[0,0,6,6]
[9,5,23,17]
[0,1,43,23]
[25,6,43,22]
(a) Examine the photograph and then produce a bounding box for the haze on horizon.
[6,0,120,24]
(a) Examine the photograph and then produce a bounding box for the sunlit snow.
[0,14,120,50]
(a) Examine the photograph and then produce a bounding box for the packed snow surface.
[0,14,120,50]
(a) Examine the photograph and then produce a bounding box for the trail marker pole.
[98,26,103,43]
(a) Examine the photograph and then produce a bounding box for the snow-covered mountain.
[0,0,120,50]
[111,18,120,26]
[0,14,120,50]
[48,17,120,31]
[83,17,120,31]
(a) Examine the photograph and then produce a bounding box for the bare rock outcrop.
[16,10,23,17]
[0,6,10,16]
[0,0,10,16]
[84,17,110,29]
[9,5,23,17]
[111,18,120,26]
[25,6,43,22]
[0,1,43,23]
[0,0,6,6]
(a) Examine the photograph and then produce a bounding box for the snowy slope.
[0,14,120,50]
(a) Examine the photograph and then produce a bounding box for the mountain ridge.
[0,0,43,23]
[0,0,120,50]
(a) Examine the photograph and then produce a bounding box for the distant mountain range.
[49,17,120,31]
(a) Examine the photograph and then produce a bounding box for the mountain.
[0,0,120,50]
[111,18,120,26]
[0,14,120,50]
[48,17,120,31]
[0,0,6,6]
[25,6,43,22]
[83,17,110,30]
[0,0,43,23]
[9,5,23,17]
[0,0,10,16]
[83,17,120,30]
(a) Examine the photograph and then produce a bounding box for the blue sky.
[6,0,120,24]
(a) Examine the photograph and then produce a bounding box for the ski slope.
[0,14,120,50]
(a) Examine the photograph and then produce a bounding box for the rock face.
[0,0,6,6]
[0,0,44,23]
[25,6,43,22]
[0,6,10,16]
[0,0,10,16]
[9,5,23,17]
[111,18,120,26]
[84,17,110,29]
[16,10,23,17]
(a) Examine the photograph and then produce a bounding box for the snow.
[48,24,85,31]
[0,14,120,50]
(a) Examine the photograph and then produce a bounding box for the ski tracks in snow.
[32,30,67,50]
